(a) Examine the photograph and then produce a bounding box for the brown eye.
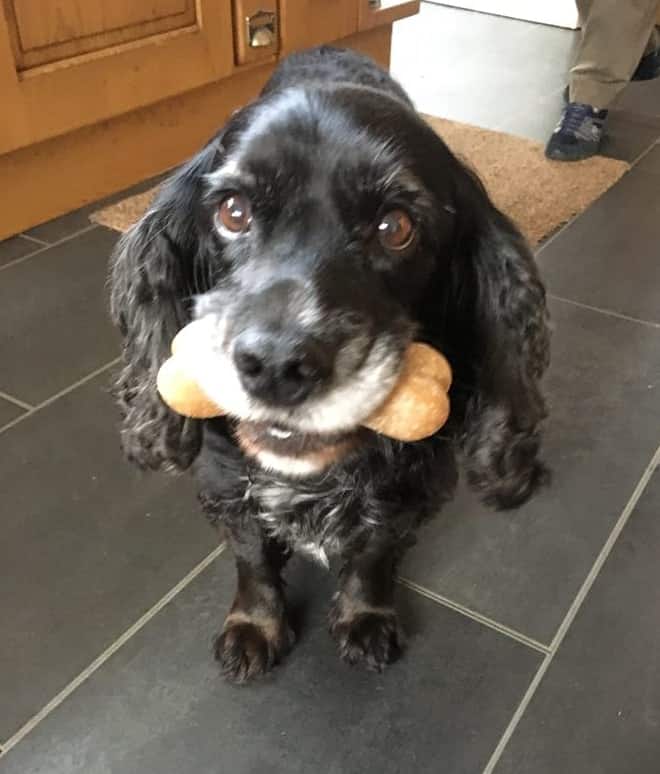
[377,209,415,250]
[217,194,252,236]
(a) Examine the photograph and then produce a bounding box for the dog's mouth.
[233,419,363,476]
[237,420,358,452]
[186,313,409,474]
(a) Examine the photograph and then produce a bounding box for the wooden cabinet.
[0,0,234,153]
[358,0,420,31]
[0,0,419,238]
[280,0,359,53]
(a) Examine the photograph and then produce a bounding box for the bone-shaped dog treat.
[156,321,452,442]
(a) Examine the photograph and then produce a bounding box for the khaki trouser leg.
[570,0,660,107]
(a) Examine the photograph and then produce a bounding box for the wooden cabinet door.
[0,0,234,154]
[280,0,359,53]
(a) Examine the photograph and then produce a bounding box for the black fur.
[110,46,550,679]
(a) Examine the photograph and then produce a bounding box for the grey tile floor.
[1,4,659,772]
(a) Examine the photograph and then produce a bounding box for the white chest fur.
[250,479,338,567]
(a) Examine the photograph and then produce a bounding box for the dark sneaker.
[545,102,608,161]
[632,46,660,80]
[563,47,660,102]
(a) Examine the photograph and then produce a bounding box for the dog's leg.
[215,525,294,683]
[329,539,405,672]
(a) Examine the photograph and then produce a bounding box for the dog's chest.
[248,478,344,565]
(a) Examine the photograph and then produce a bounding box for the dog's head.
[190,87,458,436]
[111,78,549,503]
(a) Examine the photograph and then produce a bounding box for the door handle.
[246,10,277,49]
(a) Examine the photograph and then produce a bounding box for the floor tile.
[612,74,660,122]
[23,174,168,244]
[0,235,40,268]
[600,110,660,163]
[494,463,660,774]
[538,144,660,325]
[0,226,120,405]
[497,89,566,145]
[0,373,217,741]
[0,553,541,773]
[0,397,25,427]
[401,298,660,644]
[392,4,576,136]
[639,139,660,173]
[23,211,98,245]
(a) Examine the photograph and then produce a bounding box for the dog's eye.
[216,194,252,237]
[377,209,415,251]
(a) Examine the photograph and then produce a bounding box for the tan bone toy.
[156,321,452,442]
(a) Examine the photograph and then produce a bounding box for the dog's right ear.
[109,136,225,472]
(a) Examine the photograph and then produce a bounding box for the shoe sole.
[545,146,600,161]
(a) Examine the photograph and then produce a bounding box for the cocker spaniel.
[110,46,550,682]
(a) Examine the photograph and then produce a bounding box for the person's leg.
[570,0,660,107]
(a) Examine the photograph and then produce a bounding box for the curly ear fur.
[109,139,223,471]
[437,165,551,509]
[462,210,550,508]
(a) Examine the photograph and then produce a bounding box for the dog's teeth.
[268,427,293,439]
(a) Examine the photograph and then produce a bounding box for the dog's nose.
[233,329,331,405]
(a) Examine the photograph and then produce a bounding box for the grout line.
[19,233,49,247]
[0,224,99,273]
[626,132,660,169]
[0,390,34,411]
[481,443,660,774]
[549,294,660,329]
[536,136,658,267]
[0,357,121,436]
[534,152,636,258]
[1,542,227,755]
[398,577,551,655]
[548,446,659,650]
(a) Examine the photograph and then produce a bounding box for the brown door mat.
[91,115,629,247]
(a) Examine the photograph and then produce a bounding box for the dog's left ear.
[109,137,224,472]
[440,166,551,509]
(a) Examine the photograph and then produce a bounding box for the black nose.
[233,329,331,405]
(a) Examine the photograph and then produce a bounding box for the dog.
[110,46,550,682]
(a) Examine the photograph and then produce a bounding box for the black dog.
[110,47,550,681]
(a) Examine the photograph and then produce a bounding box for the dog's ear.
[436,164,551,509]
[109,137,224,472]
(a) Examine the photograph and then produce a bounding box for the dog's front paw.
[214,614,294,683]
[330,608,405,672]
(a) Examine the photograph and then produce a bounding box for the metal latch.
[246,10,277,48]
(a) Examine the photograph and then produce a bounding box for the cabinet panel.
[280,0,358,53]
[4,0,196,69]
